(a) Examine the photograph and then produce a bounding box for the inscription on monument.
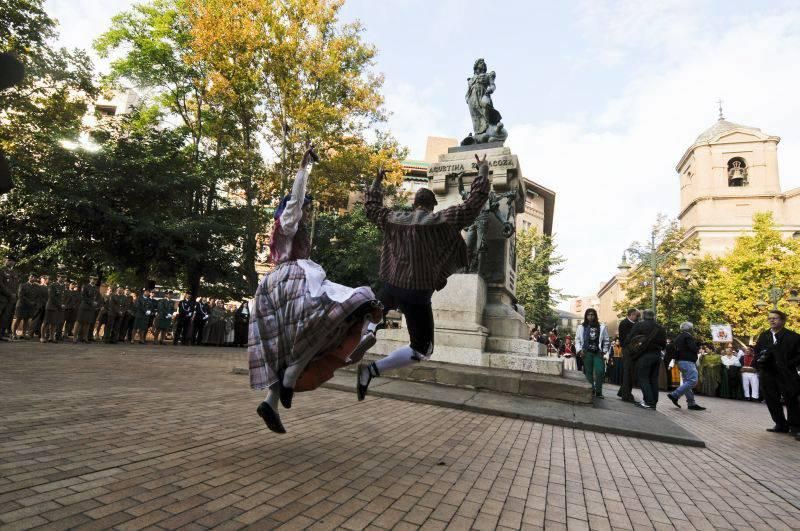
[429,155,516,178]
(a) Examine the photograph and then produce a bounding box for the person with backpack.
[627,309,667,409]
[575,308,611,398]
[665,322,706,411]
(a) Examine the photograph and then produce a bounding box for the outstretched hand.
[301,142,319,167]
[474,153,488,168]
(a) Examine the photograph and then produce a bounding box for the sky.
[45,0,800,307]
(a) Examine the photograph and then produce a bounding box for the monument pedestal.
[371,274,561,376]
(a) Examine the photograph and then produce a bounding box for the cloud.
[507,4,800,305]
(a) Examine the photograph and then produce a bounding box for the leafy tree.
[515,228,566,330]
[702,212,800,343]
[311,204,382,292]
[0,0,96,272]
[615,216,706,337]
[95,0,231,295]
[188,0,388,200]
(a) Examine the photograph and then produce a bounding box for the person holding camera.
[754,310,800,437]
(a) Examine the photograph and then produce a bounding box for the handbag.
[628,326,660,358]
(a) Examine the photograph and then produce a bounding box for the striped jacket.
[365,163,490,291]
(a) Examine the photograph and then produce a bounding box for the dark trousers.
[617,351,637,399]
[122,314,134,342]
[63,309,77,338]
[31,307,45,336]
[379,283,434,356]
[637,351,661,406]
[105,313,122,342]
[192,319,206,345]
[0,299,13,335]
[174,316,191,344]
[761,370,800,429]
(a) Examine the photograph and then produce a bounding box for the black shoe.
[789,426,800,435]
[620,396,636,403]
[637,401,653,410]
[256,402,286,434]
[667,393,681,409]
[357,362,378,402]
[280,386,294,409]
[595,393,604,399]
[766,425,789,433]
[687,404,706,411]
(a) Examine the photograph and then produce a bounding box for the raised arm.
[365,169,392,231]
[440,154,490,229]
[278,145,317,238]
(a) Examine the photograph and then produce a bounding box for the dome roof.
[695,118,761,143]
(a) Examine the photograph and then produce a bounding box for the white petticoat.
[296,259,357,303]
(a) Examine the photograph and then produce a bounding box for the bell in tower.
[727,158,747,187]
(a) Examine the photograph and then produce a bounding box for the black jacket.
[627,319,667,358]
[755,328,800,371]
[618,318,636,347]
[177,299,194,319]
[755,327,800,396]
[671,331,699,363]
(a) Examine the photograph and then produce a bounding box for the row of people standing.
[0,259,250,347]
[167,293,249,347]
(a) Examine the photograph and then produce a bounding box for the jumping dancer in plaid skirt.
[356,154,490,398]
[249,145,380,434]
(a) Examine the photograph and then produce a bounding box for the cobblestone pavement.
[1,343,799,530]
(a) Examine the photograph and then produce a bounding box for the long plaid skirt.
[248,261,375,390]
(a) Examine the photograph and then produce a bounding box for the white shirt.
[721,355,741,367]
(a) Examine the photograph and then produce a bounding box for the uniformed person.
[73,275,100,343]
[121,287,135,343]
[104,285,125,343]
[0,255,19,339]
[131,290,150,344]
[41,272,66,343]
[52,273,69,341]
[62,281,80,340]
[11,273,38,340]
[192,297,210,345]
[93,283,110,341]
[153,291,174,345]
[30,274,49,338]
[173,292,194,345]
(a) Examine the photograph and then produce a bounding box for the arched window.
[727,157,748,187]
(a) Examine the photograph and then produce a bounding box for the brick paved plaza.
[1,343,799,531]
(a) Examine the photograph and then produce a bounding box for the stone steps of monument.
[322,372,704,447]
[340,354,593,405]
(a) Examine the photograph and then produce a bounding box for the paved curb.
[320,374,705,448]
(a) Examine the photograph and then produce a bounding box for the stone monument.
[372,59,559,375]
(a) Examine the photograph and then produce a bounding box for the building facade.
[677,114,800,256]
[595,113,800,330]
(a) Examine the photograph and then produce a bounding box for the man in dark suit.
[616,308,640,402]
[755,310,800,437]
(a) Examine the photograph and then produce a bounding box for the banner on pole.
[711,324,733,343]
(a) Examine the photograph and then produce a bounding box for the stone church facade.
[677,115,800,255]
[595,114,800,332]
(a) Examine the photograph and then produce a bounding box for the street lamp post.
[755,285,800,310]
[617,228,691,317]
